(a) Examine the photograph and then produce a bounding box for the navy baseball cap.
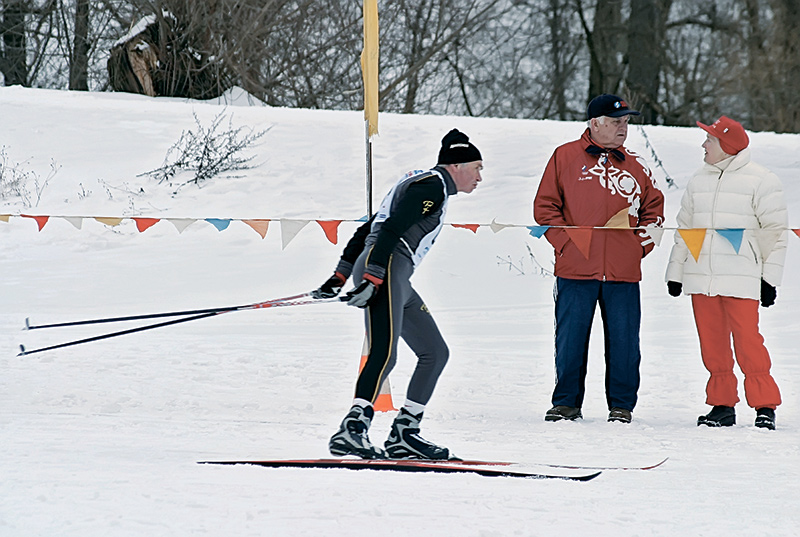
[587,94,640,120]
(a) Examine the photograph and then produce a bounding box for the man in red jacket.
[534,94,664,423]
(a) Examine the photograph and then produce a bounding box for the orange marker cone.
[358,335,397,412]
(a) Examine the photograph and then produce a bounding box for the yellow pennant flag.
[678,228,707,262]
[361,0,379,137]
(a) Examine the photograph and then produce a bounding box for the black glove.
[345,279,378,308]
[311,272,345,299]
[760,279,776,308]
[667,281,682,297]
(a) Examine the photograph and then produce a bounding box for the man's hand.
[667,281,682,297]
[345,274,383,308]
[311,272,345,299]
[760,279,776,308]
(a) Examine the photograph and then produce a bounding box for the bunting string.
[1,213,799,251]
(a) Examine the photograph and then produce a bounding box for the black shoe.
[697,405,735,427]
[384,408,451,460]
[608,408,632,423]
[545,406,582,422]
[329,405,386,459]
[755,408,776,430]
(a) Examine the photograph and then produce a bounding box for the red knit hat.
[696,116,749,155]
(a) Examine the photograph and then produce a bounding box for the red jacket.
[534,129,664,282]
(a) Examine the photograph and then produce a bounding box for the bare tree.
[68,0,89,90]
[625,0,672,124]
[1,0,30,85]
[577,0,625,101]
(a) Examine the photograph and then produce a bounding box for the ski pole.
[18,295,342,357]
[23,292,311,331]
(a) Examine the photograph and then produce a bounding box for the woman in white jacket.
[666,116,787,430]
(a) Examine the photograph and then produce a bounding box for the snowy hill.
[1,86,799,536]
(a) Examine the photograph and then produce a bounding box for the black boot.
[755,408,776,430]
[697,405,735,427]
[384,408,452,460]
[544,406,582,421]
[329,405,386,459]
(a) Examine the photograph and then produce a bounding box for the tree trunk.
[547,0,568,120]
[773,0,800,132]
[625,0,672,124]
[1,0,28,86]
[582,0,624,101]
[69,0,90,90]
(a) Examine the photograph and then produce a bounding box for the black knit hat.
[437,129,482,165]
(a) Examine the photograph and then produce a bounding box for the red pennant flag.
[316,220,342,244]
[565,227,593,259]
[133,218,160,232]
[21,214,49,231]
[793,229,800,239]
[451,223,480,233]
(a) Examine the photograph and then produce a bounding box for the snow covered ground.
[1,86,798,536]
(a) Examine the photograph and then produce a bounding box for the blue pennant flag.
[527,225,550,239]
[717,228,744,253]
[206,218,232,232]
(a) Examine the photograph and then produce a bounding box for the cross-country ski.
[198,458,602,481]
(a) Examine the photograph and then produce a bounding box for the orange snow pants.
[691,294,781,409]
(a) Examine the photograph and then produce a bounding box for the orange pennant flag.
[565,227,593,259]
[316,220,342,244]
[604,207,631,228]
[678,228,707,262]
[452,223,480,233]
[95,217,123,227]
[21,214,49,231]
[794,229,800,239]
[243,219,270,239]
[133,218,160,232]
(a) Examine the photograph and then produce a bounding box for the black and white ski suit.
[334,166,457,405]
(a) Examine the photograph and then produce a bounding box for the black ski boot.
[697,405,735,427]
[384,408,452,460]
[329,405,386,459]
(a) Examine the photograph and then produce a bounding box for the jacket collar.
[581,128,626,161]
[705,147,751,173]
[433,165,458,195]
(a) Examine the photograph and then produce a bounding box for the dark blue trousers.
[551,277,642,411]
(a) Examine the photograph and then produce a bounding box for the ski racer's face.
[451,161,484,193]
[591,115,629,149]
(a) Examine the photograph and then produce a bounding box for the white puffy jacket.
[665,148,788,300]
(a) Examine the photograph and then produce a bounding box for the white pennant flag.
[61,216,83,229]
[167,218,196,234]
[489,218,514,234]
[643,225,665,246]
[755,229,783,259]
[280,219,309,249]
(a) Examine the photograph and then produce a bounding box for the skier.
[312,129,483,459]
[666,116,787,430]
